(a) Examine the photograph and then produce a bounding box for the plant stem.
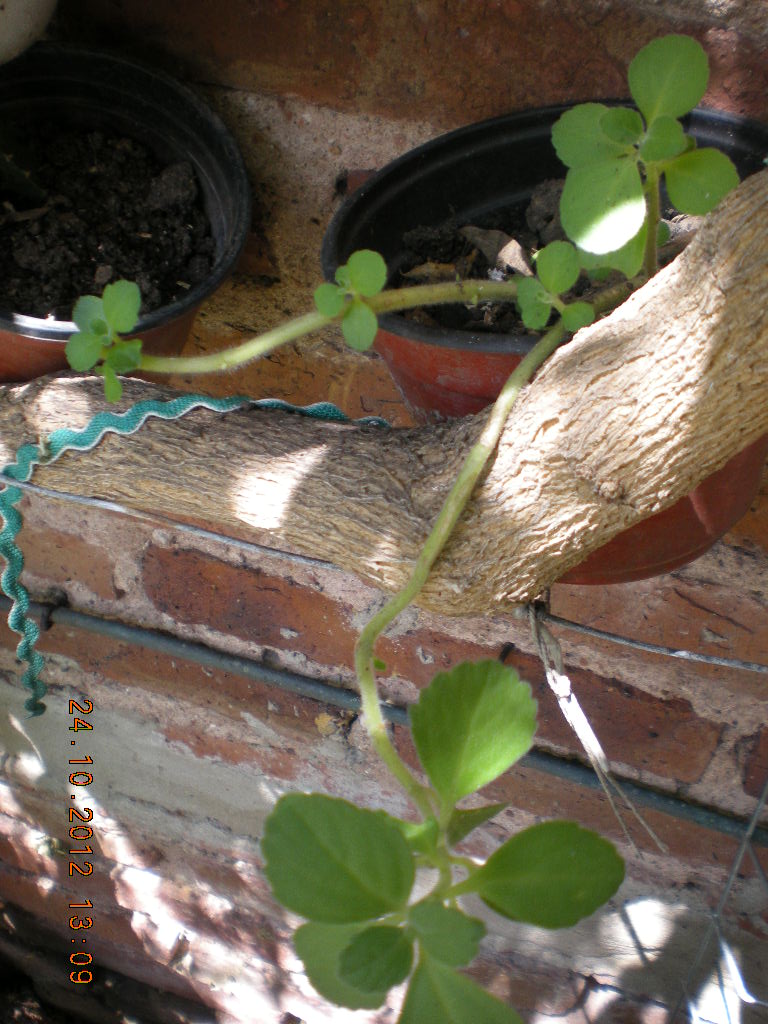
[643,165,661,278]
[353,320,568,815]
[138,278,520,376]
[139,310,332,375]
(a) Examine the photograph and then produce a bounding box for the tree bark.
[2,170,768,616]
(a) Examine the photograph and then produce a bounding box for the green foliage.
[262,794,414,922]
[469,820,625,928]
[399,955,525,1024]
[627,33,709,123]
[263,661,624,1021]
[338,925,413,991]
[314,248,387,349]
[408,902,485,966]
[553,34,739,266]
[294,923,390,1009]
[517,241,595,333]
[664,147,740,215]
[65,280,144,401]
[534,240,580,295]
[559,157,646,256]
[409,660,536,809]
[341,298,379,350]
[446,801,507,846]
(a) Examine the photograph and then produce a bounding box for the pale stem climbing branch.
[353,320,568,815]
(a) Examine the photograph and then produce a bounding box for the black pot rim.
[0,42,251,342]
[322,102,768,355]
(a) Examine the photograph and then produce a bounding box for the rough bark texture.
[2,170,768,616]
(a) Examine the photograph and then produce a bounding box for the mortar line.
[8,478,768,677]
[2,595,766,848]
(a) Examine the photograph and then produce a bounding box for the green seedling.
[553,34,739,276]
[263,661,624,1020]
[314,248,388,349]
[65,280,143,402]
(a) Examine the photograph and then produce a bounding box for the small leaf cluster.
[314,249,387,350]
[517,240,595,332]
[262,661,624,1020]
[553,34,739,274]
[65,280,143,401]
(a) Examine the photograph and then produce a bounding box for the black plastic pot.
[0,43,251,382]
[322,103,768,418]
[322,104,768,585]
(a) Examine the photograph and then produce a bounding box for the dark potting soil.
[396,178,566,336]
[0,123,214,321]
[396,179,692,336]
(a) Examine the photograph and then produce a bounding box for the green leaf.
[577,221,647,278]
[101,280,141,334]
[338,926,413,993]
[599,107,644,146]
[409,660,536,809]
[262,793,414,923]
[639,116,689,163]
[105,339,143,375]
[516,277,552,331]
[71,295,104,335]
[314,282,346,317]
[628,34,709,124]
[65,332,103,372]
[347,249,388,297]
[470,820,625,928]
[551,104,632,168]
[561,301,595,333]
[342,298,378,350]
[98,363,123,403]
[664,147,739,215]
[534,241,580,296]
[335,264,351,289]
[446,802,508,847]
[294,922,388,1009]
[560,158,645,254]
[386,814,440,856]
[409,903,485,967]
[399,955,524,1024]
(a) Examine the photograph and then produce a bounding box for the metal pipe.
[3,595,765,846]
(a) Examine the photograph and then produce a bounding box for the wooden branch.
[2,170,768,616]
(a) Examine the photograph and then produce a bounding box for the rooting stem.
[354,320,568,813]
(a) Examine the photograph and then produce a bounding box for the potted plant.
[5,33,768,1023]
[320,39,768,585]
[0,42,251,384]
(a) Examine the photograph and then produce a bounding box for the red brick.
[54,1,768,125]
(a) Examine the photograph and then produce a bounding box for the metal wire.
[669,770,768,1021]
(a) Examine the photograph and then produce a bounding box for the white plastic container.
[0,0,57,65]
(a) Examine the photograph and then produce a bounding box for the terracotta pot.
[322,105,768,584]
[0,43,251,383]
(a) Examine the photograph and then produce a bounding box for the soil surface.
[397,180,693,336]
[0,122,214,321]
[397,179,566,335]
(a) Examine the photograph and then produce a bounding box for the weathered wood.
[2,170,768,615]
